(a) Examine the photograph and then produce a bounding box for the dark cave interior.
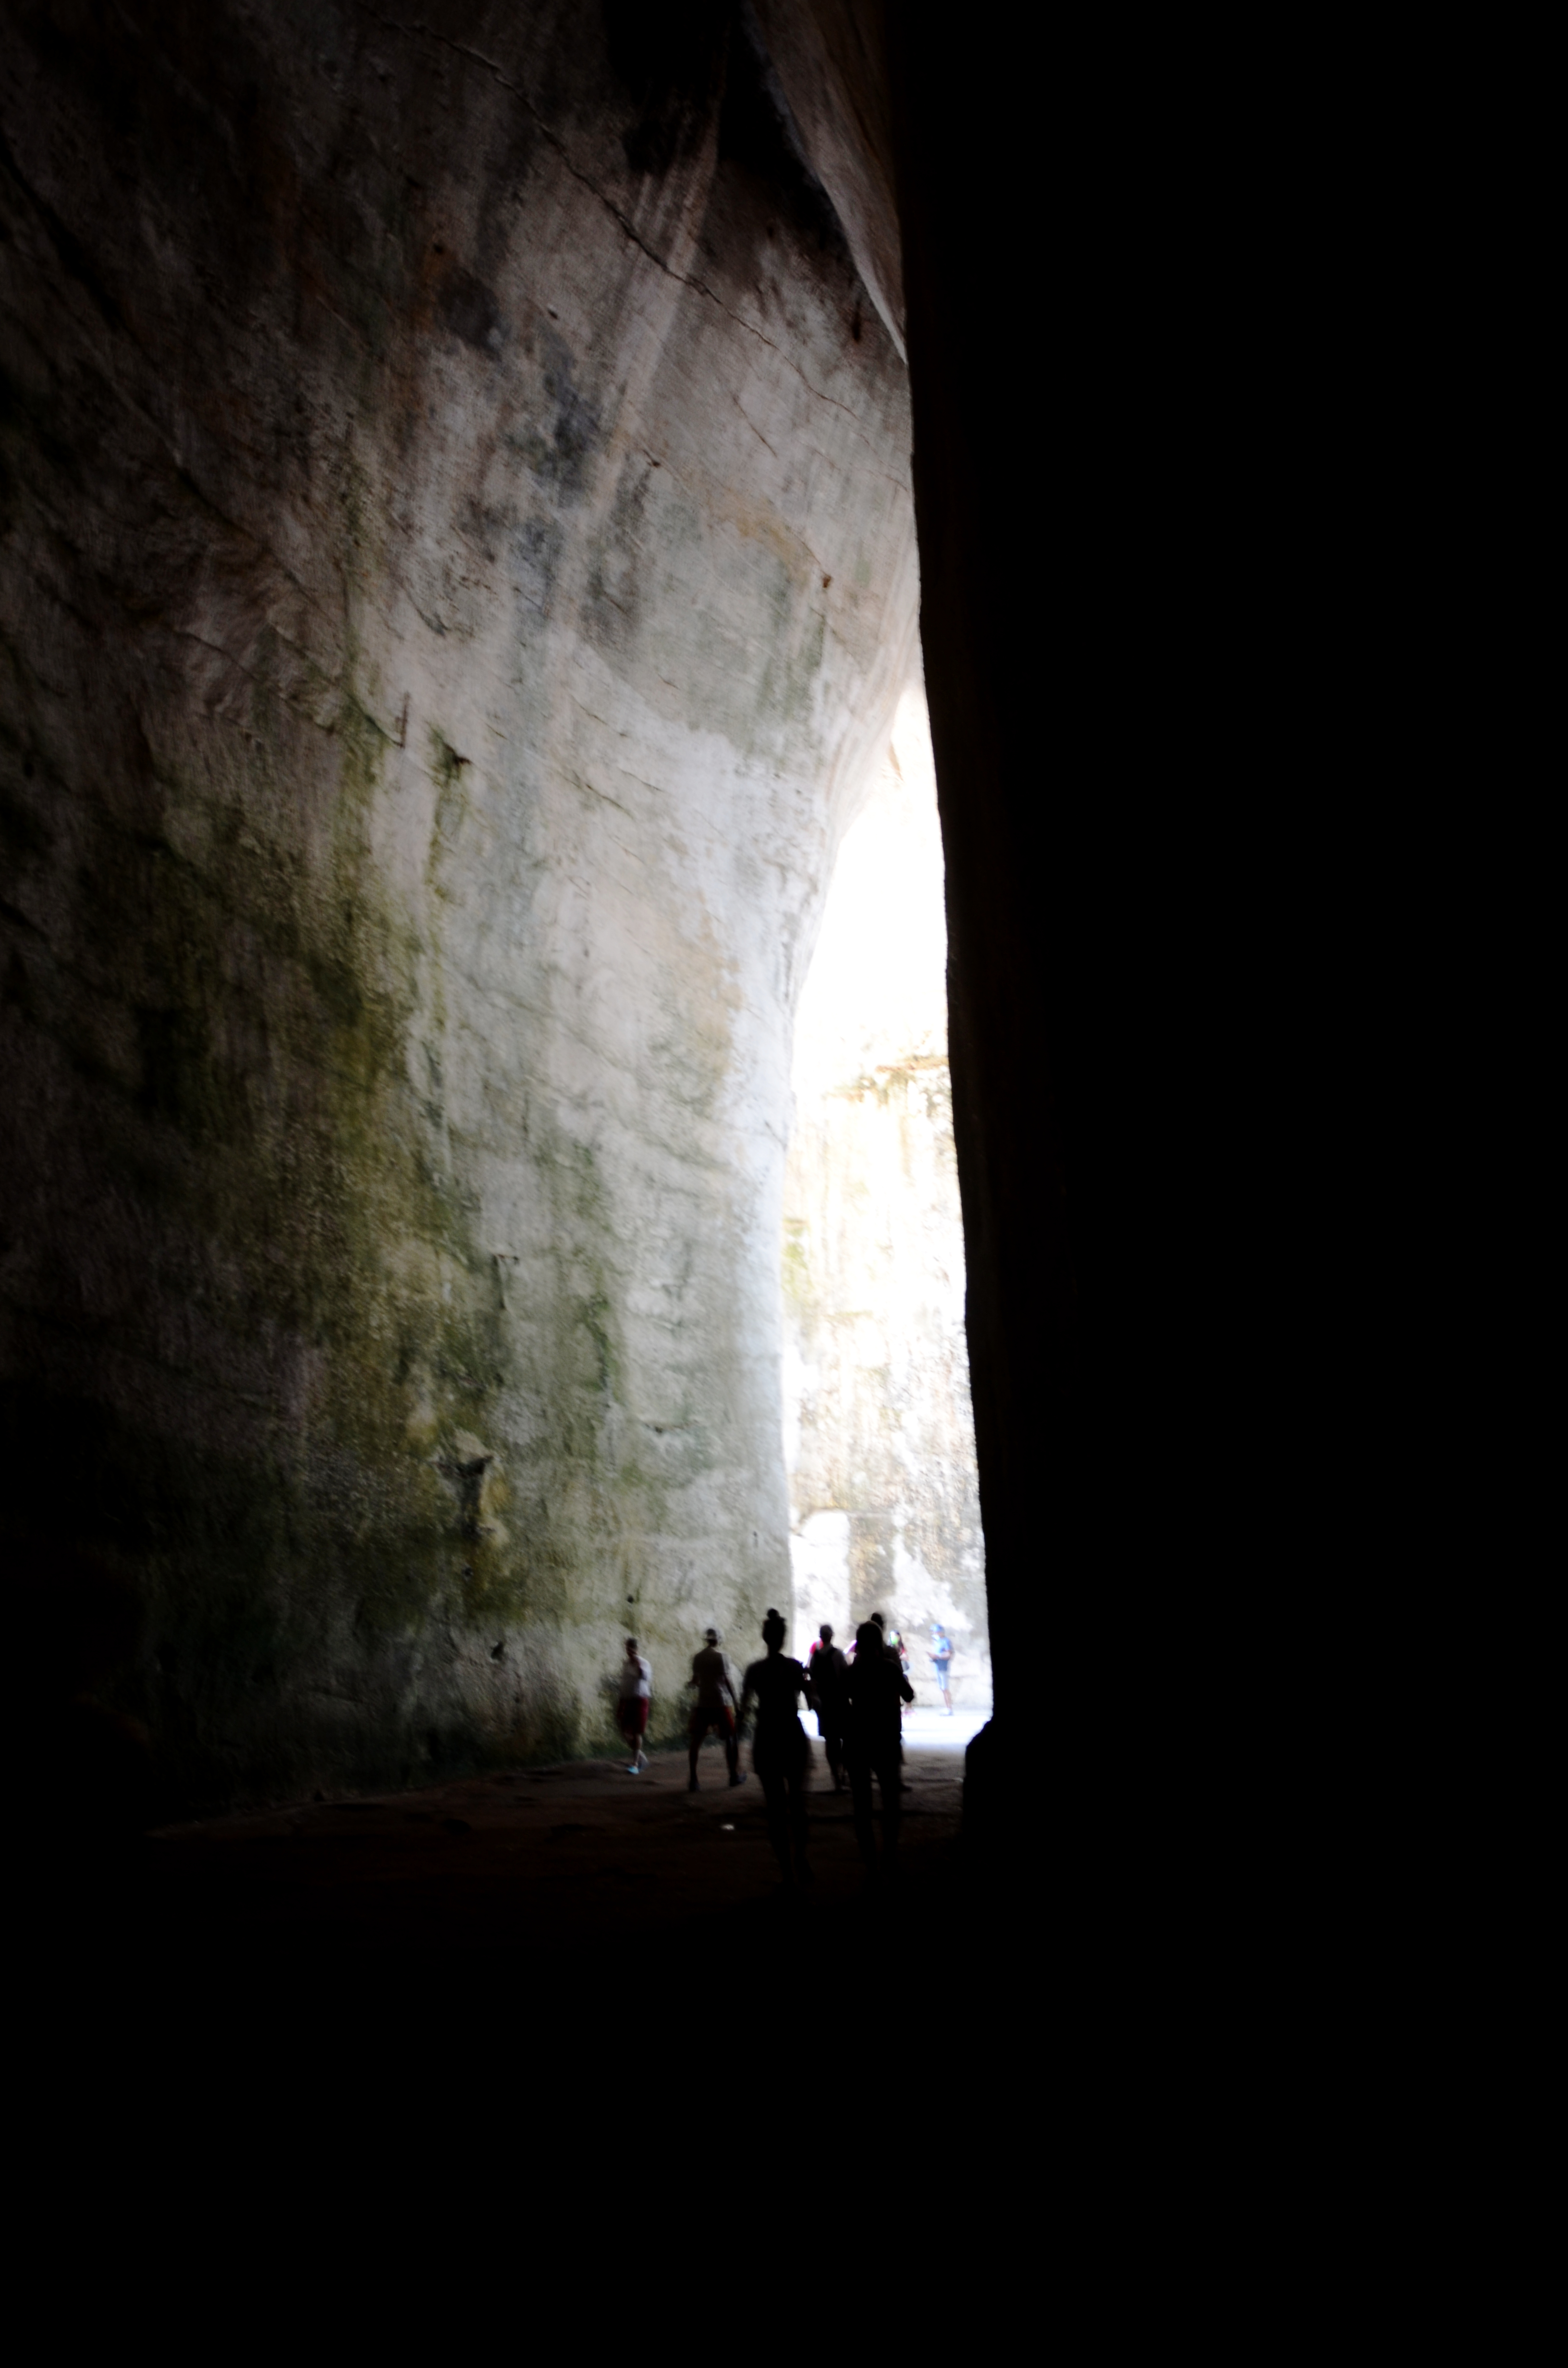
[3,1,1127,1991]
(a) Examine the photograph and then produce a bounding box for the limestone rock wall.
[0,2,916,1802]
[783,684,988,1703]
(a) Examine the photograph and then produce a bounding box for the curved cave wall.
[0,2,917,1802]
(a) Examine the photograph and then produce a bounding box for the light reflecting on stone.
[783,682,991,1708]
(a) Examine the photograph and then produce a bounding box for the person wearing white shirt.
[617,1637,653,1773]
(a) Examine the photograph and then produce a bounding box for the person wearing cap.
[739,1608,816,1885]
[616,1636,653,1772]
[686,1626,743,1790]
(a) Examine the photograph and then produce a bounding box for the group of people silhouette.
[615,1609,931,1885]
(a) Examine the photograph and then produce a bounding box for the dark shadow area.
[37,1744,1022,2044]
[2,3,1287,2036]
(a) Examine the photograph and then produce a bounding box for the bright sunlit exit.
[782,680,991,1752]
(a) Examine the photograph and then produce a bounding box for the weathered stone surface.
[782,682,987,1701]
[0,3,915,1802]
[748,0,903,356]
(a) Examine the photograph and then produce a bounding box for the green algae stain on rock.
[104,622,536,1802]
[5,0,919,1813]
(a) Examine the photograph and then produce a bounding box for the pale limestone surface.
[0,6,916,1796]
[783,685,989,1706]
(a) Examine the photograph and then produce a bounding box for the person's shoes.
[687,1775,698,1791]
[625,1763,640,1775]
[729,1771,747,1787]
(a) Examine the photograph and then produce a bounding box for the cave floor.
[126,1739,969,1962]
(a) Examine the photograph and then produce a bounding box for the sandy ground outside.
[881,1704,991,1751]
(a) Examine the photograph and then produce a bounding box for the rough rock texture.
[749,0,902,355]
[0,1,916,1803]
[781,683,986,1701]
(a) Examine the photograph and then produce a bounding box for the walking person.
[888,1627,912,1727]
[617,1637,653,1772]
[687,1626,743,1790]
[928,1622,956,1714]
[808,1622,849,1791]
[740,1608,816,1886]
[868,1610,904,1670]
[869,1609,913,1783]
[844,1617,913,1878]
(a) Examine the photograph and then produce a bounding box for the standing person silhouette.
[807,1622,849,1792]
[617,1637,652,1772]
[740,1608,816,1886]
[869,1610,913,1785]
[929,1623,955,1715]
[687,1626,743,1790]
[844,1617,913,1876]
[888,1626,912,1731]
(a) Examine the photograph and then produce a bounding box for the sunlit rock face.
[0,4,916,1799]
[783,685,989,1705]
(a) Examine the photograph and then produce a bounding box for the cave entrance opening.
[781,680,992,1752]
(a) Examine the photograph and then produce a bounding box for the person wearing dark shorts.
[929,1622,955,1714]
[687,1627,742,1789]
[740,1609,816,1885]
[617,1638,652,1772]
